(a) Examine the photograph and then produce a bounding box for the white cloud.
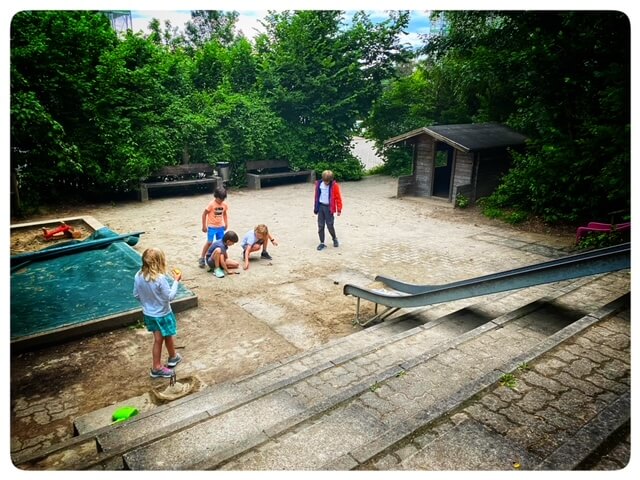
[233,11,268,39]
[131,10,268,39]
[131,10,192,34]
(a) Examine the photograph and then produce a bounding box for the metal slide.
[343,243,630,326]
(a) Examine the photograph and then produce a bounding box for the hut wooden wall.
[452,150,474,200]
[397,142,417,197]
[397,174,415,197]
[414,135,434,196]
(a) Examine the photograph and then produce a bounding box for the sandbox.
[10,216,197,352]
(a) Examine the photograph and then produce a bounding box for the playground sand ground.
[8,175,576,458]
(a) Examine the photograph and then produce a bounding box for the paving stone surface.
[361,306,630,471]
[9,176,631,472]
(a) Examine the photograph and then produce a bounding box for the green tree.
[92,32,192,190]
[256,10,411,180]
[11,9,420,205]
[184,10,239,49]
[369,11,630,223]
[224,37,258,92]
[10,10,118,207]
[191,40,226,91]
[147,17,186,51]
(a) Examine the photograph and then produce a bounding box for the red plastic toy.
[42,223,81,241]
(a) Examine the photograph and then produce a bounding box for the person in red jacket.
[313,170,343,250]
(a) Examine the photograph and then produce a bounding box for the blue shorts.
[143,312,177,337]
[207,226,226,243]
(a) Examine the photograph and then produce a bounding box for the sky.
[129,9,434,49]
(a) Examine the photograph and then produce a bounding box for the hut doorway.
[433,143,454,198]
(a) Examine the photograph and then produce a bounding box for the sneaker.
[214,267,225,278]
[333,238,339,247]
[166,353,182,368]
[198,257,206,268]
[317,243,326,251]
[150,366,174,379]
[261,251,273,260]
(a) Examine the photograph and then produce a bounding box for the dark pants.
[317,203,336,243]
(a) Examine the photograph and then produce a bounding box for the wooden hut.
[385,123,527,204]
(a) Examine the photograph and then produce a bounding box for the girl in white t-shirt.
[133,247,183,378]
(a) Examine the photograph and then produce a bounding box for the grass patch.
[499,373,517,389]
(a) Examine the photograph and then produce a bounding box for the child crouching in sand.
[240,224,278,270]
[206,230,240,278]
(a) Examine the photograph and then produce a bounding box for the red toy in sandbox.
[41,223,82,241]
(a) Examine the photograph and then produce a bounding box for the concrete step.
[104,282,596,464]
[362,374,630,471]
[114,302,518,469]
[217,283,629,470]
[396,418,545,470]
[13,271,628,470]
[60,281,564,440]
[125,275,626,470]
[351,296,631,471]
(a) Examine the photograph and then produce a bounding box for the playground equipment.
[42,222,82,241]
[575,221,630,243]
[344,243,630,326]
[10,222,197,351]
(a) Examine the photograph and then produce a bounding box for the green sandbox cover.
[10,228,195,340]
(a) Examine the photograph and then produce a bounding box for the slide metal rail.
[343,243,630,326]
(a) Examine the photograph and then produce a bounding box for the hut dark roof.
[384,122,527,152]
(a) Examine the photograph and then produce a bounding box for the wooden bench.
[139,163,223,202]
[245,160,315,190]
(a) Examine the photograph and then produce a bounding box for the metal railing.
[344,243,630,326]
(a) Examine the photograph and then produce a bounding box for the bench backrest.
[246,160,290,171]
[152,163,214,177]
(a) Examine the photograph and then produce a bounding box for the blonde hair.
[255,224,269,236]
[321,170,334,182]
[141,247,168,281]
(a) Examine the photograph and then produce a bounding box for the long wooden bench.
[246,160,315,190]
[139,163,223,202]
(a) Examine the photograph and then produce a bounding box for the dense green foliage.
[254,10,410,180]
[11,11,119,204]
[11,10,410,210]
[366,11,630,224]
[12,10,630,226]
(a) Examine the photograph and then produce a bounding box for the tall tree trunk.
[11,169,21,213]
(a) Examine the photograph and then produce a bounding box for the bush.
[455,193,470,208]
[478,195,528,224]
[576,230,628,250]
[366,164,387,176]
[504,210,529,224]
[314,156,364,182]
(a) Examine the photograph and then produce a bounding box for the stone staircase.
[14,270,630,471]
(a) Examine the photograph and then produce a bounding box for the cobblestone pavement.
[8,175,632,472]
[365,305,631,471]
